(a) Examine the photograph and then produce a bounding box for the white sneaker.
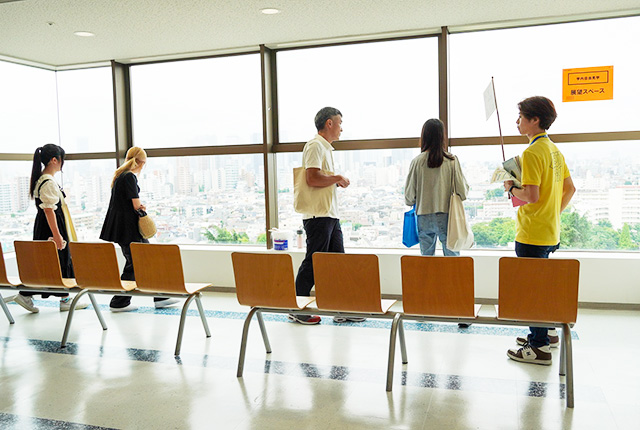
[60,297,89,312]
[3,294,18,303]
[15,294,39,313]
[154,298,179,309]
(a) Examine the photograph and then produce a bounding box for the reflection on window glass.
[278,38,439,142]
[136,155,265,244]
[130,55,262,148]
[0,61,58,153]
[56,67,116,153]
[450,16,640,137]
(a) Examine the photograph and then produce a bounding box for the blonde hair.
[111,147,147,187]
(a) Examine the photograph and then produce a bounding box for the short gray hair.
[314,107,342,131]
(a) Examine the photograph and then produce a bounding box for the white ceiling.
[1,0,639,67]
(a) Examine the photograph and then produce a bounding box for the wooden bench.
[231,252,316,377]
[393,255,579,407]
[67,242,213,356]
[0,242,20,324]
[313,252,408,391]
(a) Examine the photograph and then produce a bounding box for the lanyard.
[529,134,548,146]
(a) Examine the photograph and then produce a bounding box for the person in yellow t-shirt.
[503,96,576,366]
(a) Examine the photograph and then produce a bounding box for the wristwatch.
[509,185,517,195]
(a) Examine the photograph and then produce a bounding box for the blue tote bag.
[402,206,419,247]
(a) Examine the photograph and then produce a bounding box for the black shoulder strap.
[36,178,54,195]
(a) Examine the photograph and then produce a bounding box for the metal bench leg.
[195,293,211,338]
[399,318,408,364]
[386,313,403,391]
[88,292,107,330]
[237,307,259,377]
[0,293,15,324]
[559,326,566,376]
[562,323,574,408]
[61,289,92,347]
[256,310,272,353]
[175,294,197,356]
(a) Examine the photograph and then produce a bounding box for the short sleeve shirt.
[516,133,571,246]
[34,174,62,210]
[301,134,339,219]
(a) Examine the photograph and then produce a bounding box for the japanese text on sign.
[563,66,613,102]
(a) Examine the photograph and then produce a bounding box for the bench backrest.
[313,253,383,313]
[0,243,16,286]
[231,252,299,308]
[69,242,124,290]
[130,243,188,294]
[401,255,475,317]
[498,257,579,324]
[14,240,67,287]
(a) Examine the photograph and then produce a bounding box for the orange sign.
[563,66,613,102]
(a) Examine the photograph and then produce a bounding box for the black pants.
[110,240,165,308]
[295,217,344,297]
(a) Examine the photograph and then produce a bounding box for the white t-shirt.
[301,134,339,220]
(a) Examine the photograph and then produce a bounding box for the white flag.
[483,80,497,120]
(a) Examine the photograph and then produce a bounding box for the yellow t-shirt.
[516,133,570,246]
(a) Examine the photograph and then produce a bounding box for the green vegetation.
[472,212,639,250]
[204,226,250,244]
[484,188,505,200]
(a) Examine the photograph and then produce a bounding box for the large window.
[450,16,640,137]
[62,159,117,242]
[453,140,640,251]
[0,61,57,154]
[138,155,266,244]
[56,67,116,153]
[277,38,439,142]
[0,161,34,253]
[130,55,262,148]
[278,148,417,248]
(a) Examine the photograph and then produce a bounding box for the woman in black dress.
[12,144,88,313]
[100,146,178,312]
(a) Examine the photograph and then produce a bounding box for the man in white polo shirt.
[289,107,363,325]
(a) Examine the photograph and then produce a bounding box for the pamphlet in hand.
[490,156,527,207]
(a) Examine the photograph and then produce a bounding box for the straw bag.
[293,167,334,214]
[446,157,474,251]
[136,209,157,239]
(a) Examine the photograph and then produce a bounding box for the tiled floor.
[0,291,638,429]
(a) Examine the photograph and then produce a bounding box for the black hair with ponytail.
[29,144,65,198]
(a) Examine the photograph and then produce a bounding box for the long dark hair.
[419,118,454,168]
[30,144,65,198]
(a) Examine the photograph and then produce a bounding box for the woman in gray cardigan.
[404,118,469,256]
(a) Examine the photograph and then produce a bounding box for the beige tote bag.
[293,167,334,215]
[446,157,474,251]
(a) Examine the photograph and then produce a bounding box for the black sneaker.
[333,316,367,323]
[458,323,472,328]
[287,314,321,325]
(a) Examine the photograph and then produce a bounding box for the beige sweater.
[404,152,469,215]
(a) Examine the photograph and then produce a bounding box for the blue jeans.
[515,241,559,348]
[417,213,459,256]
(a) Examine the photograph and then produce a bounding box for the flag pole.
[491,76,506,161]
